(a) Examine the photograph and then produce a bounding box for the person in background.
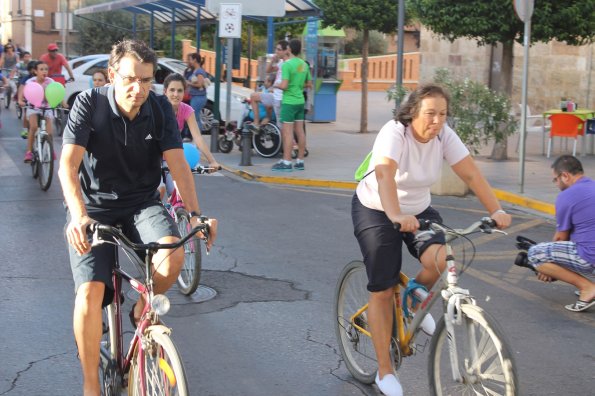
[1,43,19,77]
[185,53,208,132]
[272,39,311,172]
[16,60,38,139]
[527,155,595,312]
[39,43,74,85]
[0,70,9,128]
[19,61,55,162]
[15,51,32,78]
[163,73,219,174]
[92,69,108,87]
[247,74,275,129]
[351,83,511,396]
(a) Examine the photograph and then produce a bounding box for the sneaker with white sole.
[375,373,403,396]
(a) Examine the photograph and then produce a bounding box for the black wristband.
[189,211,201,218]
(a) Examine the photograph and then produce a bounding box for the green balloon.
[45,82,65,108]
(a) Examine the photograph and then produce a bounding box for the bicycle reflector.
[152,294,171,316]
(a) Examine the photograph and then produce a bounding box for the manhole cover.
[126,284,217,305]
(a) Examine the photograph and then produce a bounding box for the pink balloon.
[24,82,44,107]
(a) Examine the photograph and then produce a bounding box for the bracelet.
[491,209,507,216]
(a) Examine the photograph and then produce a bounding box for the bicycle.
[162,164,220,295]
[334,217,519,396]
[28,106,58,191]
[91,219,210,395]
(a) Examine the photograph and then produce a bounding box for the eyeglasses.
[114,69,154,86]
[552,174,562,183]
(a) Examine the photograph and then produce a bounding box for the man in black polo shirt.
[58,40,217,395]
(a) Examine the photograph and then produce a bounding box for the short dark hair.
[109,39,157,74]
[288,39,301,56]
[27,60,39,72]
[277,40,289,50]
[551,155,583,176]
[164,73,187,90]
[396,83,450,126]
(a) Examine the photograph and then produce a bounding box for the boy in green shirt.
[273,39,312,171]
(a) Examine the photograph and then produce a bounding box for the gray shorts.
[528,241,595,277]
[260,92,274,107]
[66,200,180,307]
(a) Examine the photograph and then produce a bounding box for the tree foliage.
[407,0,595,46]
[345,31,388,56]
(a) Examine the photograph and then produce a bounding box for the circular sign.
[513,0,534,22]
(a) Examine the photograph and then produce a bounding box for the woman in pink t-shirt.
[164,73,219,168]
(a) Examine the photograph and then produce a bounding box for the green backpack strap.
[354,151,374,181]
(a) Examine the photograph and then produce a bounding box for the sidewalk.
[211,91,595,216]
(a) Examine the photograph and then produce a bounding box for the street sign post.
[513,0,535,194]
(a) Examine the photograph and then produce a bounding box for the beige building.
[0,0,80,58]
[418,26,595,114]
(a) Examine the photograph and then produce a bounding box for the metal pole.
[225,38,233,123]
[518,14,531,193]
[214,33,222,121]
[245,25,252,88]
[196,4,201,51]
[170,8,176,58]
[395,0,405,111]
[150,11,154,48]
[267,17,274,54]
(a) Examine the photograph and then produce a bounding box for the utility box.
[303,18,344,122]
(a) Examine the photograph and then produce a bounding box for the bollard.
[210,119,220,153]
[239,125,252,166]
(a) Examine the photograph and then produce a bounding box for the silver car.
[63,54,252,131]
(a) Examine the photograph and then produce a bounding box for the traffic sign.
[513,0,534,22]
[218,3,242,38]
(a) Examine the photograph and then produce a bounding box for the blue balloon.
[183,142,200,168]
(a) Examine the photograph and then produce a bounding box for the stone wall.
[418,26,595,114]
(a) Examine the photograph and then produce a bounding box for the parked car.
[62,54,252,131]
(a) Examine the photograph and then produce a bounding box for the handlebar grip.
[482,217,498,228]
[392,219,431,231]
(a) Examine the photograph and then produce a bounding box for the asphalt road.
[1,107,594,395]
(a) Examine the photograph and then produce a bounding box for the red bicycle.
[92,220,210,395]
[161,164,219,295]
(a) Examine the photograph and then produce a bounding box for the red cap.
[47,43,59,51]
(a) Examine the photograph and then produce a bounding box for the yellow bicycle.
[334,217,519,395]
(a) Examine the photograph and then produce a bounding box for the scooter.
[217,98,282,158]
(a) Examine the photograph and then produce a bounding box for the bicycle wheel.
[217,136,233,153]
[99,305,122,396]
[128,327,189,396]
[252,122,281,158]
[175,207,202,295]
[38,134,54,191]
[30,149,39,179]
[16,104,22,119]
[428,303,519,396]
[334,260,377,384]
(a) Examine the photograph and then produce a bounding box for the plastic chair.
[515,104,550,154]
[546,113,586,158]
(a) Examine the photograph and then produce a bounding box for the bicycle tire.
[128,327,189,396]
[334,260,377,384]
[16,104,22,119]
[252,122,281,158]
[38,134,54,191]
[217,136,233,153]
[175,207,202,295]
[30,149,39,179]
[428,303,519,396]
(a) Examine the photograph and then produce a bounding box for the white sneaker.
[420,313,436,336]
[375,373,403,396]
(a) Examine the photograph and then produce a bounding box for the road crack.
[1,352,71,395]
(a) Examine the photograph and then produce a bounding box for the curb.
[222,166,556,216]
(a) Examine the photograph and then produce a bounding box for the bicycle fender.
[147,324,172,336]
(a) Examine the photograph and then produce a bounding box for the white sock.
[282,160,292,165]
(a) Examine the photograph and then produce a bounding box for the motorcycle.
[217,98,282,158]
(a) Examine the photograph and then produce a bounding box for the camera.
[514,236,537,272]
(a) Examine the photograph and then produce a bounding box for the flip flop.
[565,299,595,312]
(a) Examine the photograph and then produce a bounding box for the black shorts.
[66,200,180,307]
[351,194,445,292]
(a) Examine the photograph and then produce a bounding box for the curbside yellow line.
[221,166,555,215]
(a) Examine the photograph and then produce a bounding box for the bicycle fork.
[441,243,475,384]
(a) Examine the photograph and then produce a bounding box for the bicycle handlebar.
[394,217,498,236]
[162,165,221,175]
[89,220,210,252]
